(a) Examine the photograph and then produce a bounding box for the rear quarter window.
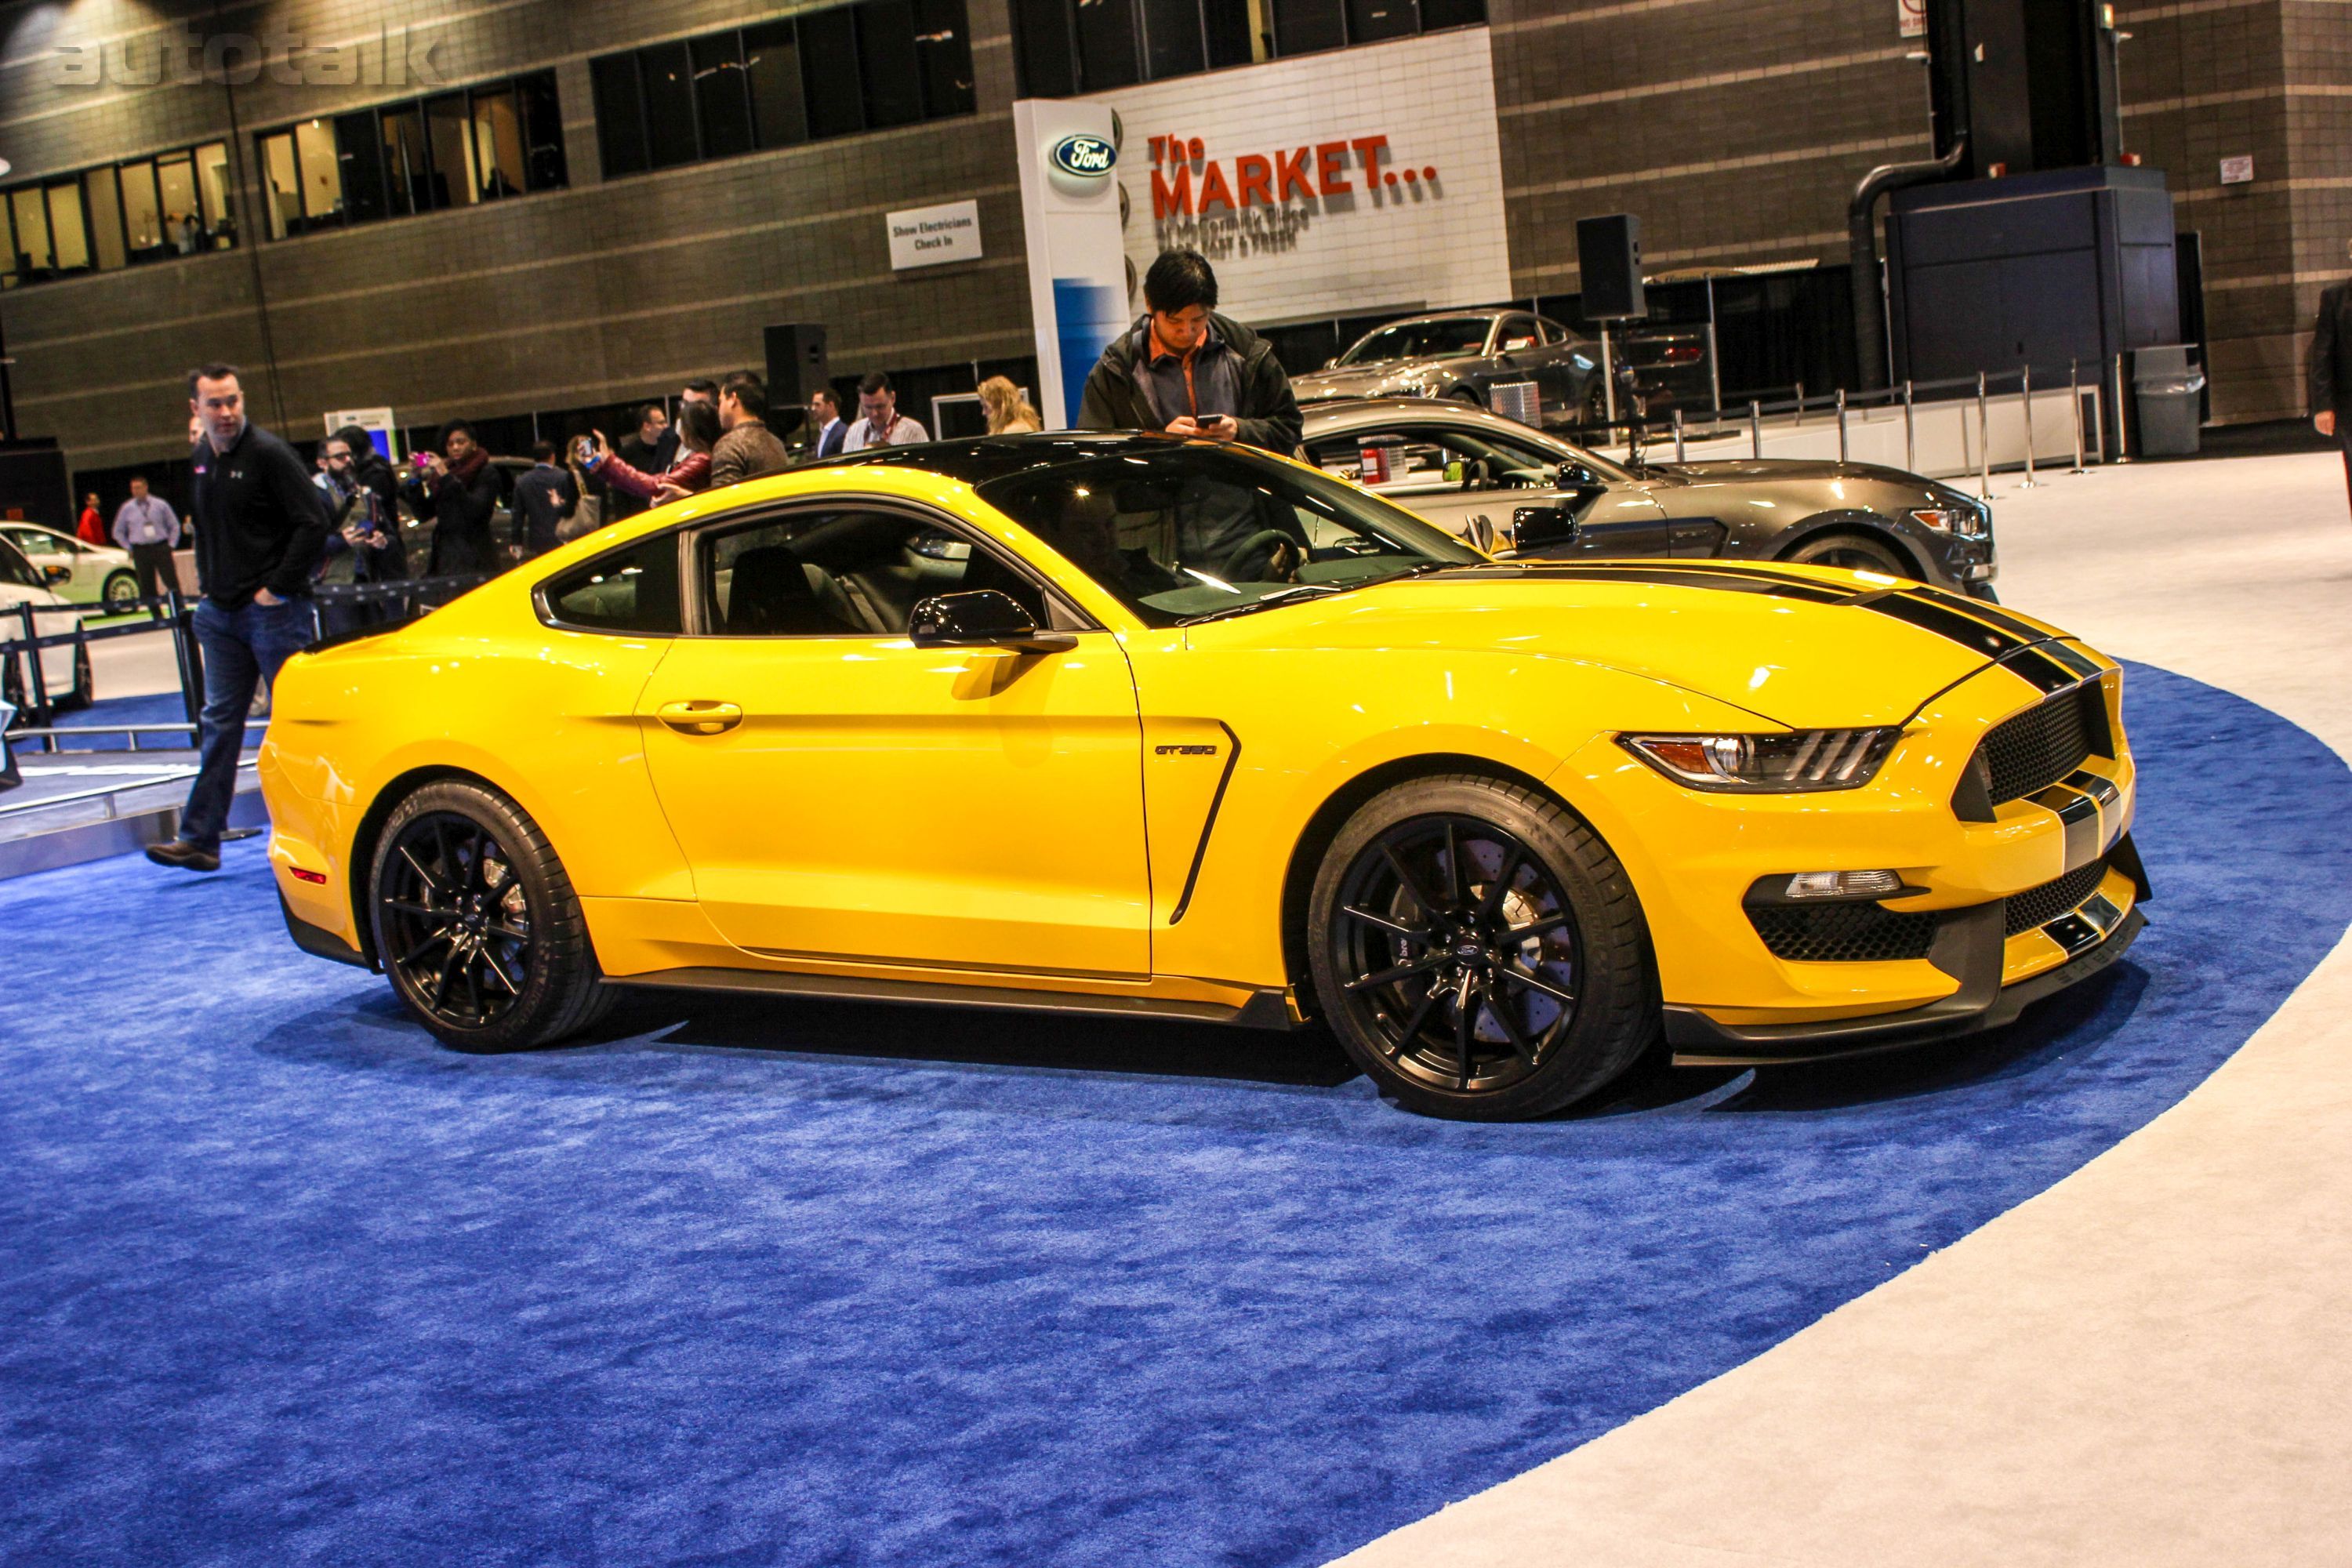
[541,532,681,633]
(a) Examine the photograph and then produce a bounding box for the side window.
[0,538,46,590]
[543,532,681,633]
[699,509,1052,637]
[1538,318,1566,345]
[1497,315,1539,352]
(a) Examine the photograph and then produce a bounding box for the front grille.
[1750,902,1940,964]
[1977,683,2107,806]
[2004,857,2113,938]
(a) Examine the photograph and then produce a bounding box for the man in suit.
[808,387,848,460]
[2311,241,2352,510]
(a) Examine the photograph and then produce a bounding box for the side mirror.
[1322,357,1338,371]
[1463,515,1497,554]
[43,564,70,584]
[1512,503,1578,550]
[1556,462,1600,490]
[908,590,1076,654]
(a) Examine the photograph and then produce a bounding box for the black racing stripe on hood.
[1436,565,1852,603]
[2000,644,2096,694]
[1854,593,2030,659]
[1909,586,2049,644]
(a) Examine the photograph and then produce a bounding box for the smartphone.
[572,436,596,464]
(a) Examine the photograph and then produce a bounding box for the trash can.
[2132,345,2206,458]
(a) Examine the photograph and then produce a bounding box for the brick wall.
[0,0,1032,470]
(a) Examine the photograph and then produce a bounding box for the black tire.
[367,779,612,1052]
[57,644,93,712]
[4,644,91,713]
[102,571,139,614]
[1306,774,1657,1120]
[1446,384,1484,406]
[1780,529,1913,578]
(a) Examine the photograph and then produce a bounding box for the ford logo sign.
[1051,134,1116,177]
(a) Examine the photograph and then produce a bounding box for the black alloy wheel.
[379,810,536,1030]
[1308,775,1657,1120]
[1782,531,1911,578]
[1330,815,1581,1095]
[368,780,610,1051]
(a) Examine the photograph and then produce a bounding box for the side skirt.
[611,965,1299,1031]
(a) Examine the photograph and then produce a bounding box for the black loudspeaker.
[1576,214,1645,321]
[764,323,829,408]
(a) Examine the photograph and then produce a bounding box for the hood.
[1186,562,2065,728]
[1651,458,1922,487]
[1293,360,1461,401]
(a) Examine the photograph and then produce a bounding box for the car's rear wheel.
[1306,775,1657,1120]
[1780,529,1912,578]
[368,780,611,1052]
[102,571,139,613]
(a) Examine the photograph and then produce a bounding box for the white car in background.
[0,523,142,613]
[0,532,94,713]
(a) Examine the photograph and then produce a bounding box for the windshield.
[975,443,1480,627]
[1338,317,1493,366]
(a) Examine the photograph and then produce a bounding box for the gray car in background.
[1302,398,1998,597]
[1291,310,1607,430]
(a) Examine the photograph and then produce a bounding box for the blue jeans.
[181,595,315,851]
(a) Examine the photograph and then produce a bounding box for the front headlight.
[1908,497,1991,539]
[1619,728,1903,792]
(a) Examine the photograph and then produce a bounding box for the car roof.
[802,430,1207,488]
[1299,397,1570,437]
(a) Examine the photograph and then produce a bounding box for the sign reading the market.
[1078,29,1511,323]
[1051,134,1117,178]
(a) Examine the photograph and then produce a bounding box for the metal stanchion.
[1976,371,1993,499]
[165,590,203,728]
[1904,379,1915,473]
[2111,353,2132,463]
[1835,388,1848,463]
[1792,380,1805,426]
[16,602,48,722]
[1750,400,1762,459]
[1671,406,1686,463]
[2016,364,2040,488]
[2069,359,2088,474]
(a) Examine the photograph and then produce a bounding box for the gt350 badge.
[1156,744,1217,756]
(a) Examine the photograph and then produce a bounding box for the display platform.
[1,662,2345,1567]
[1,693,265,879]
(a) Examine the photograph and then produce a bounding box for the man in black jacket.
[148,363,331,872]
[1077,249,1303,456]
[2310,246,2352,511]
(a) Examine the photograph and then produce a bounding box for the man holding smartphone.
[1077,249,1302,456]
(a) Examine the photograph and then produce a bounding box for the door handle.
[656,699,742,735]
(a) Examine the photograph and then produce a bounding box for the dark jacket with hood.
[1077,311,1304,456]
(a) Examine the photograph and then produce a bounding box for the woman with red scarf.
[584,400,718,506]
[405,419,506,577]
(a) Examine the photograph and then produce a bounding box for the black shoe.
[146,839,220,872]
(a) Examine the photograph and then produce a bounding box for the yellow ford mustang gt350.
[260,434,2145,1120]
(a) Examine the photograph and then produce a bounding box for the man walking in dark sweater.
[148,364,330,872]
[2310,240,2352,513]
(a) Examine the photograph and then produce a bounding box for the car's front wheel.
[1781,530,1912,578]
[1306,774,1657,1120]
[368,780,611,1052]
[102,571,139,613]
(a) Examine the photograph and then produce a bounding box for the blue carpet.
[2,662,2347,1566]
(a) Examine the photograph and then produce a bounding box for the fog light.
[1785,869,1904,900]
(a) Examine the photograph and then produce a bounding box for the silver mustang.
[1291,310,1606,429]
[1303,398,1999,597]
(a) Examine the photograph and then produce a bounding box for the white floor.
[1334,449,2352,1566]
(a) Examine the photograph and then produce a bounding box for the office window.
[692,33,756,160]
[45,182,90,273]
[800,8,866,138]
[519,74,568,191]
[913,0,978,117]
[294,119,343,228]
[84,168,126,271]
[194,143,234,245]
[424,94,477,207]
[336,111,389,225]
[1142,0,1206,79]
[382,107,430,216]
[743,21,808,149]
[590,56,650,178]
[1076,0,1142,89]
[639,43,700,169]
[590,0,975,180]
[0,137,242,285]
[259,132,299,238]
[1013,0,1472,89]
[858,0,926,130]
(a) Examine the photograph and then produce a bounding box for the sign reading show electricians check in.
[886,199,983,270]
